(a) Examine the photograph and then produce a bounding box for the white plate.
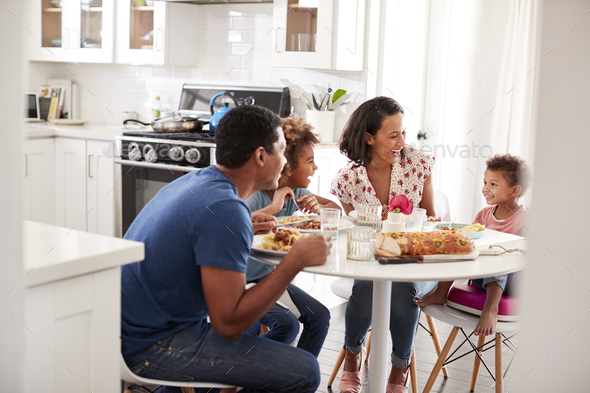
[49,119,88,126]
[276,215,354,232]
[251,234,288,257]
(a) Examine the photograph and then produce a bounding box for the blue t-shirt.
[245,188,311,282]
[121,166,253,360]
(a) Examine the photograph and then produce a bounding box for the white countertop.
[25,122,141,141]
[23,221,144,288]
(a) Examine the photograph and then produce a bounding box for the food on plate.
[438,223,485,233]
[299,220,321,230]
[381,205,390,221]
[258,229,308,252]
[278,216,309,224]
[375,231,475,257]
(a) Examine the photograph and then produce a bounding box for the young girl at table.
[245,116,341,357]
[415,153,532,336]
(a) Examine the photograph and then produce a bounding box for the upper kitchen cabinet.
[272,0,365,71]
[116,1,199,66]
[27,0,115,63]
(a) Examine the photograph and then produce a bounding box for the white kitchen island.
[22,221,144,393]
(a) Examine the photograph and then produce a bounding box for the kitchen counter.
[25,122,136,141]
[23,220,144,287]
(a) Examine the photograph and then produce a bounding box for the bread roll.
[375,231,475,256]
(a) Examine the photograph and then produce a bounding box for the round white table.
[250,228,526,393]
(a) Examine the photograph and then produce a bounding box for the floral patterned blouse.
[330,146,435,209]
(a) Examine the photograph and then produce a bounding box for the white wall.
[27,3,367,135]
[0,0,24,390]
[512,0,590,390]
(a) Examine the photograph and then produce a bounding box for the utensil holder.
[306,110,335,143]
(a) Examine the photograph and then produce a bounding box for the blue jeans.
[126,321,320,393]
[344,280,437,368]
[254,282,331,358]
[472,272,518,296]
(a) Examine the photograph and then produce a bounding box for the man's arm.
[201,234,332,340]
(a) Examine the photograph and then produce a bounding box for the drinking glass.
[406,207,427,232]
[347,226,376,262]
[356,203,383,232]
[320,208,341,239]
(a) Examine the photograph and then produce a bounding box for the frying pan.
[123,115,204,133]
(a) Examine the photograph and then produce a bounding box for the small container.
[306,110,336,143]
[406,208,427,232]
[151,96,162,120]
[320,208,341,240]
[382,212,405,233]
[347,226,376,262]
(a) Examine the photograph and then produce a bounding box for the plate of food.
[374,231,479,261]
[275,216,354,232]
[434,223,486,239]
[251,229,309,257]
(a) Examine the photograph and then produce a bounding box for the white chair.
[421,304,520,393]
[434,190,451,221]
[120,354,234,393]
[327,278,449,391]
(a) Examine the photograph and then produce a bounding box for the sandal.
[339,349,366,393]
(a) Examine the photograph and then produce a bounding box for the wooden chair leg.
[470,335,486,392]
[425,314,449,378]
[423,326,460,393]
[366,330,372,361]
[495,333,503,393]
[180,388,194,393]
[327,348,346,388]
[410,346,418,393]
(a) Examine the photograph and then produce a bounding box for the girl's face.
[286,143,318,189]
[482,169,520,205]
[366,112,406,166]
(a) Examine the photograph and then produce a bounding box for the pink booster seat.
[446,284,519,322]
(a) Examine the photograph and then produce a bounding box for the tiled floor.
[125,302,518,393]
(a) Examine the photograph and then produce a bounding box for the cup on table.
[320,208,341,240]
[347,226,376,262]
[356,203,383,232]
[406,207,427,232]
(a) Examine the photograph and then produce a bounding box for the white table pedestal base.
[369,280,392,393]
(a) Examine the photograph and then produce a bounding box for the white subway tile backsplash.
[223,56,243,69]
[210,43,232,56]
[206,17,231,31]
[229,69,252,82]
[127,78,146,90]
[191,68,210,80]
[228,30,243,43]
[231,17,254,30]
[232,43,254,56]
[145,78,163,91]
[153,67,173,78]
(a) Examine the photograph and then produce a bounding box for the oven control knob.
[143,144,157,163]
[128,142,141,161]
[185,148,202,164]
[169,146,185,162]
[244,96,255,106]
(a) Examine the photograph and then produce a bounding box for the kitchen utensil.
[123,115,204,133]
[328,93,352,110]
[279,219,316,228]
[209,92,240,132]
[280,79,314,110]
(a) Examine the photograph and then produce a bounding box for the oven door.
[117,160,201,236]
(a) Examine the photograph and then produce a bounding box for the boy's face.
[482,169,520,205]
[287,143,318,189]
[262,128,287,190]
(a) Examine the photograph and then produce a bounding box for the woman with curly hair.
[416,153,532,336]
[245,116,340,357]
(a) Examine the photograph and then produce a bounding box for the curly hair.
[215,105,282,169]
[281,116,319,175]
[339,96,405,167]
[486,154,533,196]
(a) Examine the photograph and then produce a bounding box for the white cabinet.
[272,0,366,71]
[55,138,115,236]
[23,138,55,225]
[116,0,199,66]
[27,0,115,63]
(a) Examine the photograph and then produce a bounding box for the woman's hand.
[270,187,295,213]
[296,194,320,214]
[251,212,278,235]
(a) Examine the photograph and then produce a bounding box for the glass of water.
[347,226,376,261]
[406,207,427,232]
[356,203,383,232]
[320,208,341,239]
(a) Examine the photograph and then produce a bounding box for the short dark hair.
[486,154,533,196]
[339,96,405,167]
[215,105,283,169]
[281,116,319,175]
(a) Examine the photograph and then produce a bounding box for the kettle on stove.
[209,92,240,132]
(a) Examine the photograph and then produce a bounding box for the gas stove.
[121,130,216,143]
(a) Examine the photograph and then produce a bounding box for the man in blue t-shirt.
[121,106,332,393]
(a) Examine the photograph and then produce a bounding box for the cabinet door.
[27,0,66,61]
[55,138,87,231]
[86,140,115,236]
[116,0,165,65]
[272,0,334,69]
[23,138,56,225]
[65,0,115,63]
